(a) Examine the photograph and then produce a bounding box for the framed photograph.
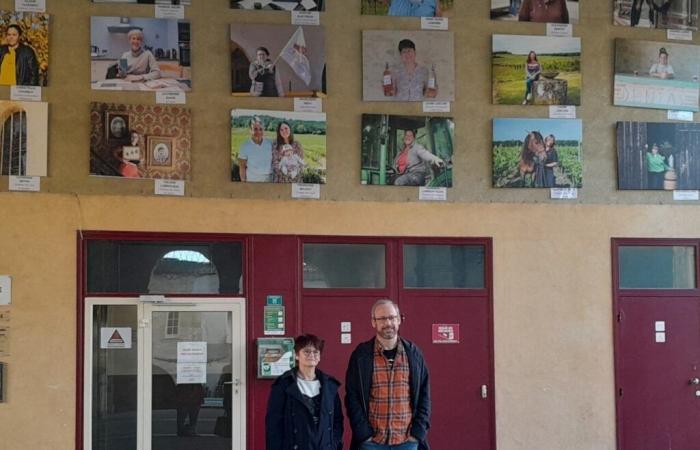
[231,109,326,184]
[105,112,130,143]
[147,136,174,168]
[492,118,583,188]
[361,0,453,17]
[0,101,48,177]
[361,114,454,187]
[92,0,192,4]
[362,30,454,102]
[614,39,700,112]
[614,0,697,30]
[617,121,700,190]
[231,0,324,11]
[490,0,579,23]
[492,34,581,106]
[0,12,50,87]
[91,17,192,92]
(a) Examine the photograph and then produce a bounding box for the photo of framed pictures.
[490,0,579,24]
[361,0,453,17]
[0,11,50,87]
[492,118,583,188]
[614,0,697,30]
[147,136,174,168]
[231,0,324,11]
[492,34,581,106]
[614,39,700,111]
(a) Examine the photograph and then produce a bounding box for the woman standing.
[543,134,559,188]
[249,47,283,97]
[272,121,305,183]
[523,51,541,105]
[265,334,344,450]
[646,143,670,189]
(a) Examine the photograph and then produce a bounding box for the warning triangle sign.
[108,330,125,344]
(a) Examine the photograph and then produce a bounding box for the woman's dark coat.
[0,44,39,86]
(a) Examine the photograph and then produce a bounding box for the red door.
[616,296,700,450]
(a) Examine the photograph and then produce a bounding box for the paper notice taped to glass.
[177,363,206,384]
[177,341,207,363]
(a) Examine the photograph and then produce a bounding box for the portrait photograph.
[231,109,326,184]
[492,34,581,106]
[613,0,697,30]
[230,0,324,11]
[0,101,48,177]
[89,102,192,180]
[93,1,192,4]
[617,121,700,190]
[361,114,454,187]
[361,0,454,17]
[614,39,700,111]
[362,30,454,102]
[490,0,579,23]
[0,12,49,87]
[90,17,191,92]
[230,24,326,98]
[492,118,582,188]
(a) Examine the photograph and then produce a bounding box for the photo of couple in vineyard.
[492,118,583,189]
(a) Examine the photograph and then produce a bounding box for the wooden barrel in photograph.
[664,169,677,190]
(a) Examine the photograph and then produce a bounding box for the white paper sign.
[667,29,693,41]
[419,187,447,201]
[9,176,40,192]
[15,0,45,12]
[341,322,351,332]
[0,276,11,306]
[177,342,207,363]
[422,101,450,113]
[341,333,352,344]
[421,17,448,30]
[550,188,578,199]
[155,5,185,19]
[668,110,693,121]
[292,183,320,199]
[673,190,700,201]
[156,91,186,105]
[294,97,322,113]
[292,11,320,26]
[155,179,185,196]
[655,321,666,332]
[547,23,572,37]
[10,86,41,102]
[100,328,132,349]
[177,363,206,384]
[549,105,576,119]
[655,332,666,343]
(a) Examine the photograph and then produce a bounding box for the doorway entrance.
[82,298,246,450]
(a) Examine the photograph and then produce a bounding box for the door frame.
[82,297,247,450]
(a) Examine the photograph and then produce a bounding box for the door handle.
[689,378,700,385]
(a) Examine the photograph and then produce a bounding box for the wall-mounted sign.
[177,342,207,363]
[100,327,132,349]
[257,337,294,379]
[0,276,11,305]
[264,305,285,336]
[432,324,460,344]
[266,295,283,306]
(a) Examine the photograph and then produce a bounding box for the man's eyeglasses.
[301,349,320,357]
[373,315,399,323]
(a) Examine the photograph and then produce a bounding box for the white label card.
[421,17,448,30]
[291,11,320,26]
[155,5,185,19]
[176,363,207,384]
[422,101,450,113]
[547,23,572,37]
[10,86,41,102]
[549,105,576,119]
[292,183,320,199]
[156,91,186,104]
[9,176,40,192]
[294,97,322,113]
[100,327,133,349]
[667,29,693,41]
[15,0,45,12]
[673,190,700,201]
[419,187,447,201]
[668,110,693,121]
[155,179,185,196]
[550,188,578,199]
[0,276,11,306]
[177,342,207,363]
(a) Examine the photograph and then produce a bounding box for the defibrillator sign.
[100,327,132,349]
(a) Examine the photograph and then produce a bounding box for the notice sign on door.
[432,324,460,344]
[100,327,132,349]
[177,341,207,363]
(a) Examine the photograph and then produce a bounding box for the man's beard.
[379,325,397,339]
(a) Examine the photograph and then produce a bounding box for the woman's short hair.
[659,47,668,56]
[398,39,416,52]
[6,24,22,36]
[256,46,270,57]
[127,29,144,40]
[294,334,325,353]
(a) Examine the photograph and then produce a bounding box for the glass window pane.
[403,244,485,289]
[619,246,696,289]
[303,243,386,288]
[87,241,244,295]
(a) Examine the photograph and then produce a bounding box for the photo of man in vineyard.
[0,12,49,87]
[492,118,582,189]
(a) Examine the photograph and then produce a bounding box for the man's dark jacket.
[0,44,39,86]
[265,368,344,450]
[344,337,431,450]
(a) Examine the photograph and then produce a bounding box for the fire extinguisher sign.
[431,324,460,344]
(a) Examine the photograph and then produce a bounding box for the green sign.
[264,305,285,335]
[266,295,283,306]
[257,337,295,379]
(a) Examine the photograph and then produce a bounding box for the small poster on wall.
[361,114,454,187]
[492,34,581,106]
[0,101,48,177]
[613,0,697,30]
[360,0,453,17]
[492,118,583,188]
[93,1,191,4]
[0,11,49,87]
[617,121,700,190]
[490,0,579,24]
[231,0,324,11]
[614,39,700,112]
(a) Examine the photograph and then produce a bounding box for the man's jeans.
[360,441,419,450]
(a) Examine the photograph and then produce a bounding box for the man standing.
[238,117,273,182]
[345,299,430,450]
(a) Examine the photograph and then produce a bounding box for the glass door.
[84,298,246,450]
